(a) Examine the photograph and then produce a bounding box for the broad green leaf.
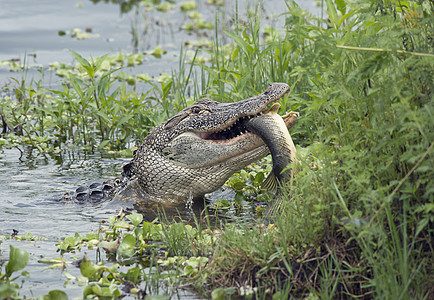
[117,234,136,258]
[124,267,141,284]
[233,181,245,191]
[113,220,131,230]
[44,290,68,300]
[99,240,119,252]
[5,246,29,278]
[254,172,265,185]
[83,285,93,298]
[126,212,143,227]
[80,257,98,280]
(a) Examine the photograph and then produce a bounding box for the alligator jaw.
[195,110,294,144]
[191,81,290,143]
[194,114,258,142]
[194,97,290,144]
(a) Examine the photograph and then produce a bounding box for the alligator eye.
[191,106,201,114]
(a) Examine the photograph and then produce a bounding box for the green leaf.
[98,140,110,149]
[224,30,252,55]
[94,53,110,71]
[99,240,119,252]
[44,290,68,300]
[114,220,131,230]
[254,172,265,185]
[335,0,346,15]
[69,76,84,98]
[233,181,245,191]
[337,8,358,28]
[70,50,91,68]
[71,50,95,77]
[5,246,29,278]
[234,192,245,204]
[83,285,93,297]
[183,264,196,276]
[95,110,110,122]
[117,234,136,258]
[124,267,141,284]
[325,0,338,29]
[126,212,143,227]
[80,257,98,280]
[116,115,134,127]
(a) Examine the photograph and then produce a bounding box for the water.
[0,0,321,297]
[0,148,125,297]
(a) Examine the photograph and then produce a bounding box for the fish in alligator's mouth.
[246,103,299,190]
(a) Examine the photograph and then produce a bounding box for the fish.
[246,103,298,217]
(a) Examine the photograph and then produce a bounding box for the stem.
[336,45,434,57]
[91,76,105,141]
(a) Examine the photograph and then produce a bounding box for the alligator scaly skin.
[64,83,297,204]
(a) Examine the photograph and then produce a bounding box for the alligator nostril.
[76,186,88,193]
[89,182,100,189]
[76,192,88,202]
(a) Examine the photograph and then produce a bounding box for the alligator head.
[129,83,296,202]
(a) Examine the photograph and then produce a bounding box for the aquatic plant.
[0,246,68,299]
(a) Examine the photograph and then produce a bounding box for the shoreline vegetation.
[1,0,433,299]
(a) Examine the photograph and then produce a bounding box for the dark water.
[0,0,321,297]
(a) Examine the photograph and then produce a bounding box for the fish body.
[246,103,298,217]
[246,103,297,190]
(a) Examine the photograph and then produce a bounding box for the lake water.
[0,0,321,298]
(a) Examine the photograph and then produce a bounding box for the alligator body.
[63,83,298,205]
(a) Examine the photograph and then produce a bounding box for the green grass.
[1,0,433,298]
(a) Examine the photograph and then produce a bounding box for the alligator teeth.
[199,114,254,141]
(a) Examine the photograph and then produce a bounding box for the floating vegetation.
[179,1,196,12]
[145,45,168,58]
[206,0,225,6]
[58,28,101,40]
[156,1,175,12]
[182,16,213,32]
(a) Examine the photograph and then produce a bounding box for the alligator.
[63,83,298,210]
